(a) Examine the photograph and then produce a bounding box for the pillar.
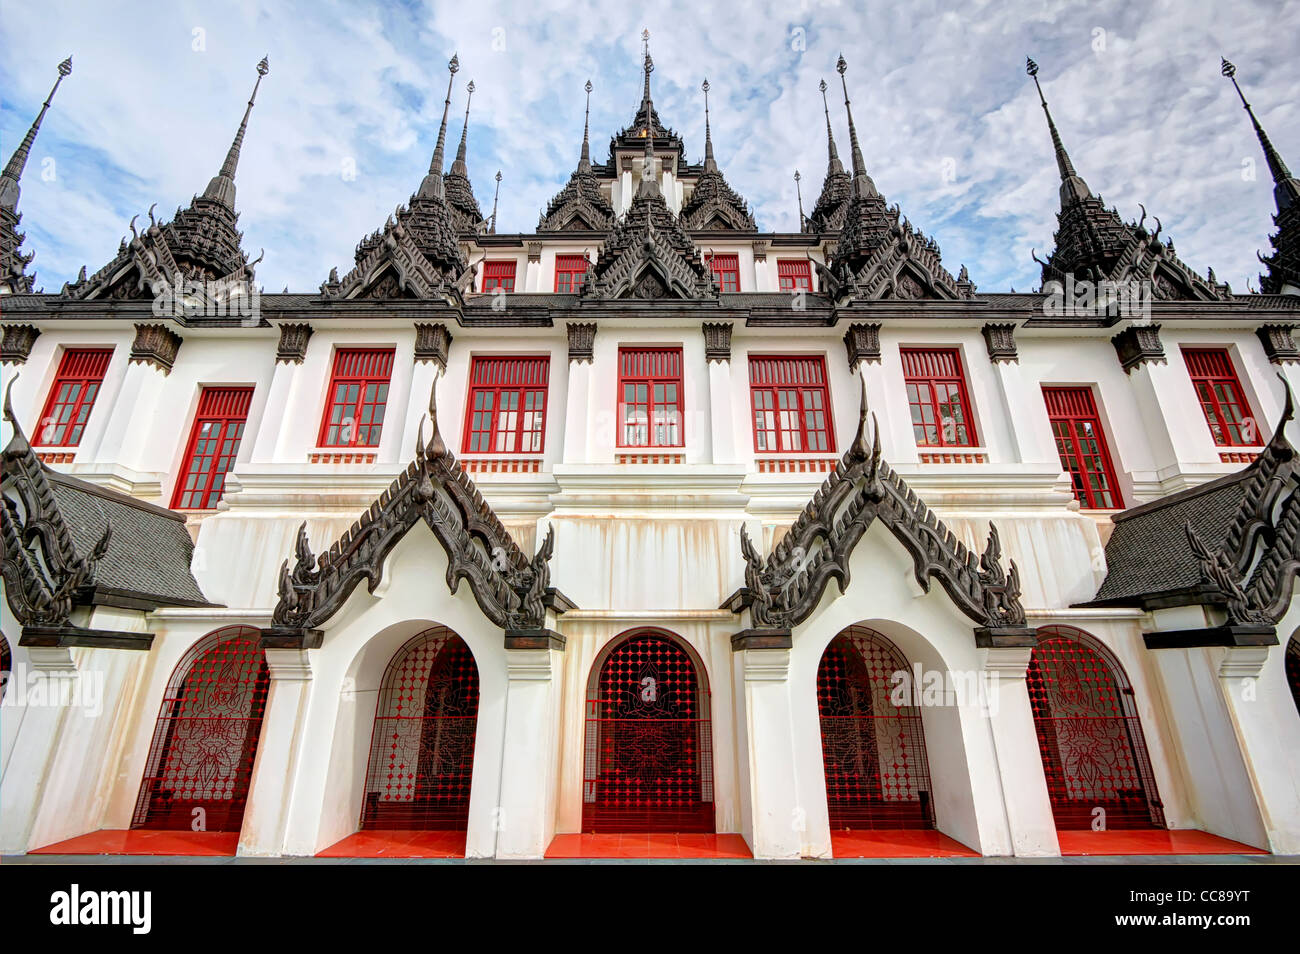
[493,646,564,859]
[737,645,802,859]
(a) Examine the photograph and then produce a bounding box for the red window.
[749,356,835,453]
[318,348,394,448]
[554,255,589,293]
[481,260,516,293]
[707,253,740,293]
[1043,386,1123,510]
[618,347,683,447]
[172,387,253,510]
[901,348,978,447]
[35,348,113,447]
[463,356,549,454]
[1183,348,1258,446]
[777,260,812,292]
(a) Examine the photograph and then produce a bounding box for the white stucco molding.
[505,648,555,681]
[742,647,791,682]
[263,647,314,682]
[22,646,76,672]
[1218,645,1272,679]
[978,646,1034,676]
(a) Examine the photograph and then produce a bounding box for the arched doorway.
[1286,634,1300,719]
[131,626,270,832]
[817,626,936,829]
[582,629,714,832]
[359,627,480,830]
[1027,625,1165,829]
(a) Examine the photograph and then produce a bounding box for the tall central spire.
[836,55,878,198]
[640,29,654,128]
[418,54,459,199]
[819,78,844,177]
[1222,58,1299,212]
[579,79,593,173]
[701,78,717,173]
[450,79,475,177]
[0,56,73,212]
[203,56,269,209]
[1026,58,1091,207]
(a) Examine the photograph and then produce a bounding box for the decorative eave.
[264,384,572,647]
[1111,322,1166,373]
[538,170,615,233]
[1257,324,1300,364]
[129,322,183,373]
[1,324,40,364]
[580,190,719,302]
[823,204,975,303]
[679,170,757,232]
[724,383,1031,643]
[325,197,472,302]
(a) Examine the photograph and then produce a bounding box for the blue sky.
[2,0,1297,295]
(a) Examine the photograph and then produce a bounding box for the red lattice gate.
[582,631,714,833]
[1027,627,1165,830]
[361,628,480,830]
[817,627,936,829]
[132,626,269,832]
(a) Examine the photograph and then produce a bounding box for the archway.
[1287,634,1300,720]
[816,626,936,830]
[359,626,480,830]
[1027,625,1164,830]
[131,626,269,832]
[581,629,714,833]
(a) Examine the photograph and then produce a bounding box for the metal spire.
[1222,58,1299,211]
[702,79,717,172]
[836,55,878,197]
[1026,57,1091,207]
[202,56,269,209]
[418,54,459,199]
[794,169,805,228]
[451,79,475,176]
[579,79,593,174]
[491,170,502,233]
[819,78,844,177]
[640,29,653,129]
[0,56,73,212]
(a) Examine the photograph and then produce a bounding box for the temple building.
[2,40,1299,861]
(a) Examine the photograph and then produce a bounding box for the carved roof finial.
[0,55,72,212]
[794,169,805,228]
[836,55,878,198]
[418,54,459,200]
[641,29,653,127]
[819,78,844,178]
[579,79,594,173]
[202,56,269,210]
[451,79,475,176]
[1222,57,1299,213]
[491,170,502,233]
[701,78,717,173]
[1025,57,1091,207]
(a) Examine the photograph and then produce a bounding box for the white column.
[738,648,802,859]
[237,648,314,857]
[92,360,168,469]
[1217,646,1300,854]
[0,646,75,852]
[562,353,591,464]
[494,647,563,859]
[619,167,633,215]
[978,647,1061,856]
[989,359,1059,465]
[708,358,736,464]
[250,360,296,463]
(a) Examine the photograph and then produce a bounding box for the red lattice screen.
[361,628,480,830]
[1027,627,1165,829]
[132,626,269,832]
[1286,635,1300,720]
[817,627,936,829]
[582,631,714,833]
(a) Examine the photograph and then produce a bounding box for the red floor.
[317,830,468,858]
[30,829,240,856]
[1057,829,1267,856]
[545,833,753,859]
[831,829,980,858]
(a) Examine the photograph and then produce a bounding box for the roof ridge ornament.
[418,54,459,200]
[701,78,716,173]
[836,54,878,198]
[579,79,594,173]
[819,77,844,177]
[202,56,269,210]
[451,79,475,176]
[0,55,72,213]
[1025,56,1091,207]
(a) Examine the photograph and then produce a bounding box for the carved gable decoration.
[679,171,757,232]
[539,170,615,233]
[581,192,718,302]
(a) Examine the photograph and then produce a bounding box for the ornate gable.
[680,171,756,232]
[325,195,471,301]
[581,189,718,302]
[540,80,616,233]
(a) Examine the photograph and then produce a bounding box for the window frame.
[617,347,685,449]
[481,260,517,293]
[748,354,836,455]
[553,254,590,294]
[776,259,813,293]
[1182,347,1260,447]
[900,347,979,448]
[171,386,255,511]
[461,355,551,455]
[34,347,114,448]
[706,253,741,293]
[1042,385,1124,511]
[317,347,395,449]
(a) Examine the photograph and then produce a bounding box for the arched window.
[582,629,714,833]
[360,627,480,830]
[817,626,935,829]
[1286,634,1300,720]
[1027,625,1165,829]
[132,626,269,832]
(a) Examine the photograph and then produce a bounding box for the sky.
[1,0,1297,296]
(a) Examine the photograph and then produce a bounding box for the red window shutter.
[1043,386,1123,510]
[748,355,835,453]
[618,347,684,447]
[707,254,741,293]
[482,260,517,292]
[463,356,550,454]
[35,347,114,447]
[172,387,254,510]
[777,260,812,292]
[318,348,395,448]
[900,347,978,447]
[554,255,590,293]
[1182,347,1258,446]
